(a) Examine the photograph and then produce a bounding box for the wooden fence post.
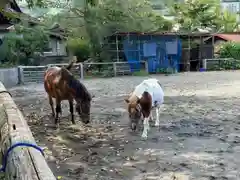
[113,62,117,77]
[144,61,149,74]
[202,59,207,69]
[79,63,84,80]
[17,66,24,85]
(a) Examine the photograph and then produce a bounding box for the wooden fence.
[0,82,55,180]
[202,58,238,70]
[18,61,148,84]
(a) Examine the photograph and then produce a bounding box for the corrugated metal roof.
[215,34,240,42]
[115,32,212,36]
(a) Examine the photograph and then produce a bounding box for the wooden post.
[187,35,191,71]
[199,35,203,65]
[0,82,56,180]
[203,59,207,69]
[144,61,149,74]
[116,35,119,62]
[113,62,117,76]
[0,104,9,170]
[17,66,24,85]
[79,63,84,80]
[212,34,215,58]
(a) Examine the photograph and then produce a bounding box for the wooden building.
[0,0,68,62]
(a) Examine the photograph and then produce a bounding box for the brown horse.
[124,78,164,138]
[44,60,92,127]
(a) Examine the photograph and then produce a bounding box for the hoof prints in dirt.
[160,119,221,138]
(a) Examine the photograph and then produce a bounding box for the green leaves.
[2,24,49,65]
[67,38,91,62]
[171,0,238,32]
[18,0,46,8]
[219,42,240,60]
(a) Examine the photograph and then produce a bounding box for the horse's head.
[75,94,94,124]
[124,97,142,131]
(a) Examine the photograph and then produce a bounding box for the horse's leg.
[55,98,61,127]
[149,111,153,121]
[141,116,150,138]
[141,109,151,138]
[48,95,55,117]
[68,100,75,124]
[155,106,160,127]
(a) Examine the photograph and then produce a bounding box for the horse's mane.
[71,77,92,101]
[60,57,91,101]
[61,68,91,101]
[66,61,74,70]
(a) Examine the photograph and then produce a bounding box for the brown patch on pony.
[125,91,153,131]
[139,91,152,118]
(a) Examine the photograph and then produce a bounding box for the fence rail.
[0,82,55,180]
[19,65,48,84]
[18,61,148,84]
[203,58,239,70]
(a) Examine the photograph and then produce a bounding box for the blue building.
[108,32,182,73]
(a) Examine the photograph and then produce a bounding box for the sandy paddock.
[9,71,240,180]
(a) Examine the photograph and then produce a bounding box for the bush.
[208,59,240,71]
[67,38,91,62]
[219,42,240,60]
[207,42,240,71]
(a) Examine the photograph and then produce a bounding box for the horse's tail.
[66,56,77,71]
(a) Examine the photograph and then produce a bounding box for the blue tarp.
[123,35,182,73]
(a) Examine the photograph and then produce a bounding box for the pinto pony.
[124,78,164,138]
[44,59,92,127]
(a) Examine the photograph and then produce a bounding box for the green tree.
[171,0,239,32]
[7,0,175,62]
[219,42,240,59]
[43,0,172,61]
[67,38,91,62]
[216,10,238,32]
[171,0,222,31]
[1,23,49,65]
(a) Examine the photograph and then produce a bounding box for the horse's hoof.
[141,136,148,140]
[141,133,148,139]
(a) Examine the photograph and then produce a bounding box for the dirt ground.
[9,71,240,180]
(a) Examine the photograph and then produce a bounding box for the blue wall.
[122,34,182,73]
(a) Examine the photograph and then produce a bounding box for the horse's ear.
[124,99,129,103]
[136,99,140,104]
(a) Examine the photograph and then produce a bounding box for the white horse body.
[133,78,164,106]
[132,78,164,138]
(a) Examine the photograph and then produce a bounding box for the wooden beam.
[212,35,215,58]
[0,82,56,180]
[187,35,190,71]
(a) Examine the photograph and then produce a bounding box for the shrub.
[67,38,91,62]
[219,42,240,60]
[207,42,240,71]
